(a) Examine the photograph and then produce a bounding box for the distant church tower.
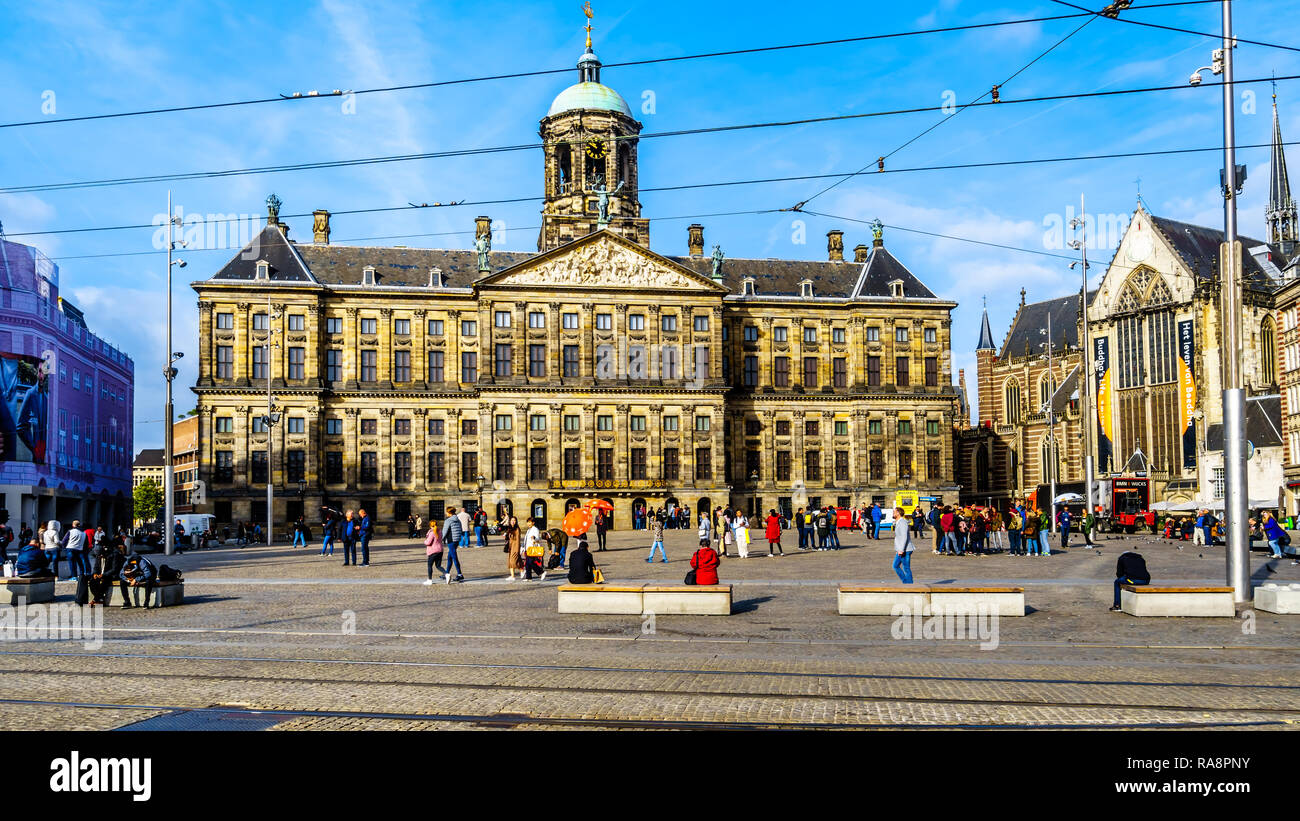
[1268,89,1297,256]
[537,6,649,251]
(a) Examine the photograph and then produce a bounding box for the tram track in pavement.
[2,649,1299,720]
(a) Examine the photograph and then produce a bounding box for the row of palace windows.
[213,413,718,438]
[213,446,716,486]
[744,449,942,483]
[735,355,940,388]
[215,309,942,346]
[737,418,943,437]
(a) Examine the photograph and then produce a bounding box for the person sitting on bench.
[15,539,51,577]
[89,543,126,606]
[120,552,159,609]
[687,538,720,586]
[566,537,597,585]
[1110,549,1150,612]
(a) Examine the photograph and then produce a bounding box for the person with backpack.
[1022,507,1041,556]
[441,507,465,583]
[523,516,546,581]
[953,510,968,556]
[814,507,830,551]
[422,519,445,585]
[475,508,488,548]
[292,517,307,548]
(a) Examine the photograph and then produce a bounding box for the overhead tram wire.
[1049,0,1300,53]
[10,134,1299,241]
[0,2,1221,131]
[6,71,1298,198]
[789,11,1103,211]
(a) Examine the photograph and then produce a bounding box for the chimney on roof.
[827,229,844,262]
[312,210,331,245]
[854,244,869,263]
[688,224,705,258]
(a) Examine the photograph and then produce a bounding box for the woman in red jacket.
[688,540,720,586]
[764,509,783,557]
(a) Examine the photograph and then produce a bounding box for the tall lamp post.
[163,191,186,556]
[262,293,281,546]
[1070,195,1096,520]
[1191,2,1249,601]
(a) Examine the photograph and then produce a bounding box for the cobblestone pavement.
[2,528,1297,730]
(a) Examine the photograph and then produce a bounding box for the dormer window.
[254,260,270,281]
[889,279,904,298]
[799,279,814,299]
[741,276,756,297]
[362,265,377,286]
[428,266,444,288]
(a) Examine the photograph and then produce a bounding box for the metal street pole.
[1219,0,1250,602]
[164,191,175,556]
[266,292,275,547]
[1073,195,1096,523]
[1045,311,1057,534]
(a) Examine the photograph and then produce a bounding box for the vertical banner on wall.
[1178,319,1197,469]
[1094,337,1113,473]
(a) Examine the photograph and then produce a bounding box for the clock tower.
[537,11,648,251]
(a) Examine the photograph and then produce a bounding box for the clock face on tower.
[585,138,607,160]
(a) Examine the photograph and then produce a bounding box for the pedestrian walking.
[594,509,610,551]
[457,507,472,550]
[320,514,336,556]
[503,515,523,580]
[892,507,915,584]
[734,512,750,559]
[422,522,445,585]
[764,509,783,556]
[647,515,668,563]
[523,517,546,580]
[1058,508,1072,549]
[441,508,465,583]
[869,503,882,539]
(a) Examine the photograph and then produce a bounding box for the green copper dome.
[547,81,631,117]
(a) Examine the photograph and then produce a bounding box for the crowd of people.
[923,502,1096,557]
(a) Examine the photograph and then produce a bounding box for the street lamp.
[1069,196,1096,522]
[749,469,759,519]
[1189,4,1249,601]
[476,473,486,516]
[163,191,186,556]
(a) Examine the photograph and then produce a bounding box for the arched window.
[1003,379,1022,425]
[530,499,547,530]
[1039,436,1059,484]
[1039,372,1057,411]
[1262,316,1278,386]
[617,142,632,189]
[557,144,572,194]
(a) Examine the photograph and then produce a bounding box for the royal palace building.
[191,34,961,533]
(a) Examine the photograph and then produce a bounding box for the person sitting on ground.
[1111,548,1150,612]
[687,538,720,586]
[15,539,51,577]
[567,537,597,585]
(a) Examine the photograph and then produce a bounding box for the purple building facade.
[0,235,134,534]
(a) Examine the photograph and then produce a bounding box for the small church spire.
[1267,85,1297,253]
[976,295,996,351]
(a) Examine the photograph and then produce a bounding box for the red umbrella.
[562,508,594,537]
[588,499,614,513]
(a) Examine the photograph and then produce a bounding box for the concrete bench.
[0,576,55,605]
[838,585,931,615]
[154,580,184,607]
[557,584,645,615]
[1120,585,1235,617]
[643,585,731,616]
[930,586,1026,617]
[1254,583,1300,615]
[838,584,1025,616]
[557,583,733,615]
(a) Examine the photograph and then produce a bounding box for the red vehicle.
[1100,477,1156,534]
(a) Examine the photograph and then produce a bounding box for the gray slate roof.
[1150,216,1286,290]
[998,291,1096,362]
[673,244,938,300]
[1205,395,1283,451]
[298,245,533,286]
[133,448,164,468]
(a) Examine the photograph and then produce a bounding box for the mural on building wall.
[1178,319,1197,470]
[1095,336,1113,473]
[0,351,50,465]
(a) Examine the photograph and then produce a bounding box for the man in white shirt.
[456,508,473,549]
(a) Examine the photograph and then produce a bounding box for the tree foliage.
[134,478,163,522]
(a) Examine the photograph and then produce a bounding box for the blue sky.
[1,0,1297,451]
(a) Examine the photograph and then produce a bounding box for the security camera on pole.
[163,191,187,556]
[1191,2,1250,602]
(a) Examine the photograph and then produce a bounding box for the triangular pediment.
[477,230,727,292]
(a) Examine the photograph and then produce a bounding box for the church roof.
[1149,215,1285,290]
[998,291,1095,362]
[1271,102,1294,218]
[976,306,996,351]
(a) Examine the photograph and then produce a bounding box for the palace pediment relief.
[479,230,726,292]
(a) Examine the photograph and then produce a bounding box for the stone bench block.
[1254,583,1300,615]
[0,577,55,605]
[642,585,732,616]
[557,584,644,615]
[1120,586,1235,617]
[155,581,185,607]
[838,585,930,615]
[930,587,1026,617]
